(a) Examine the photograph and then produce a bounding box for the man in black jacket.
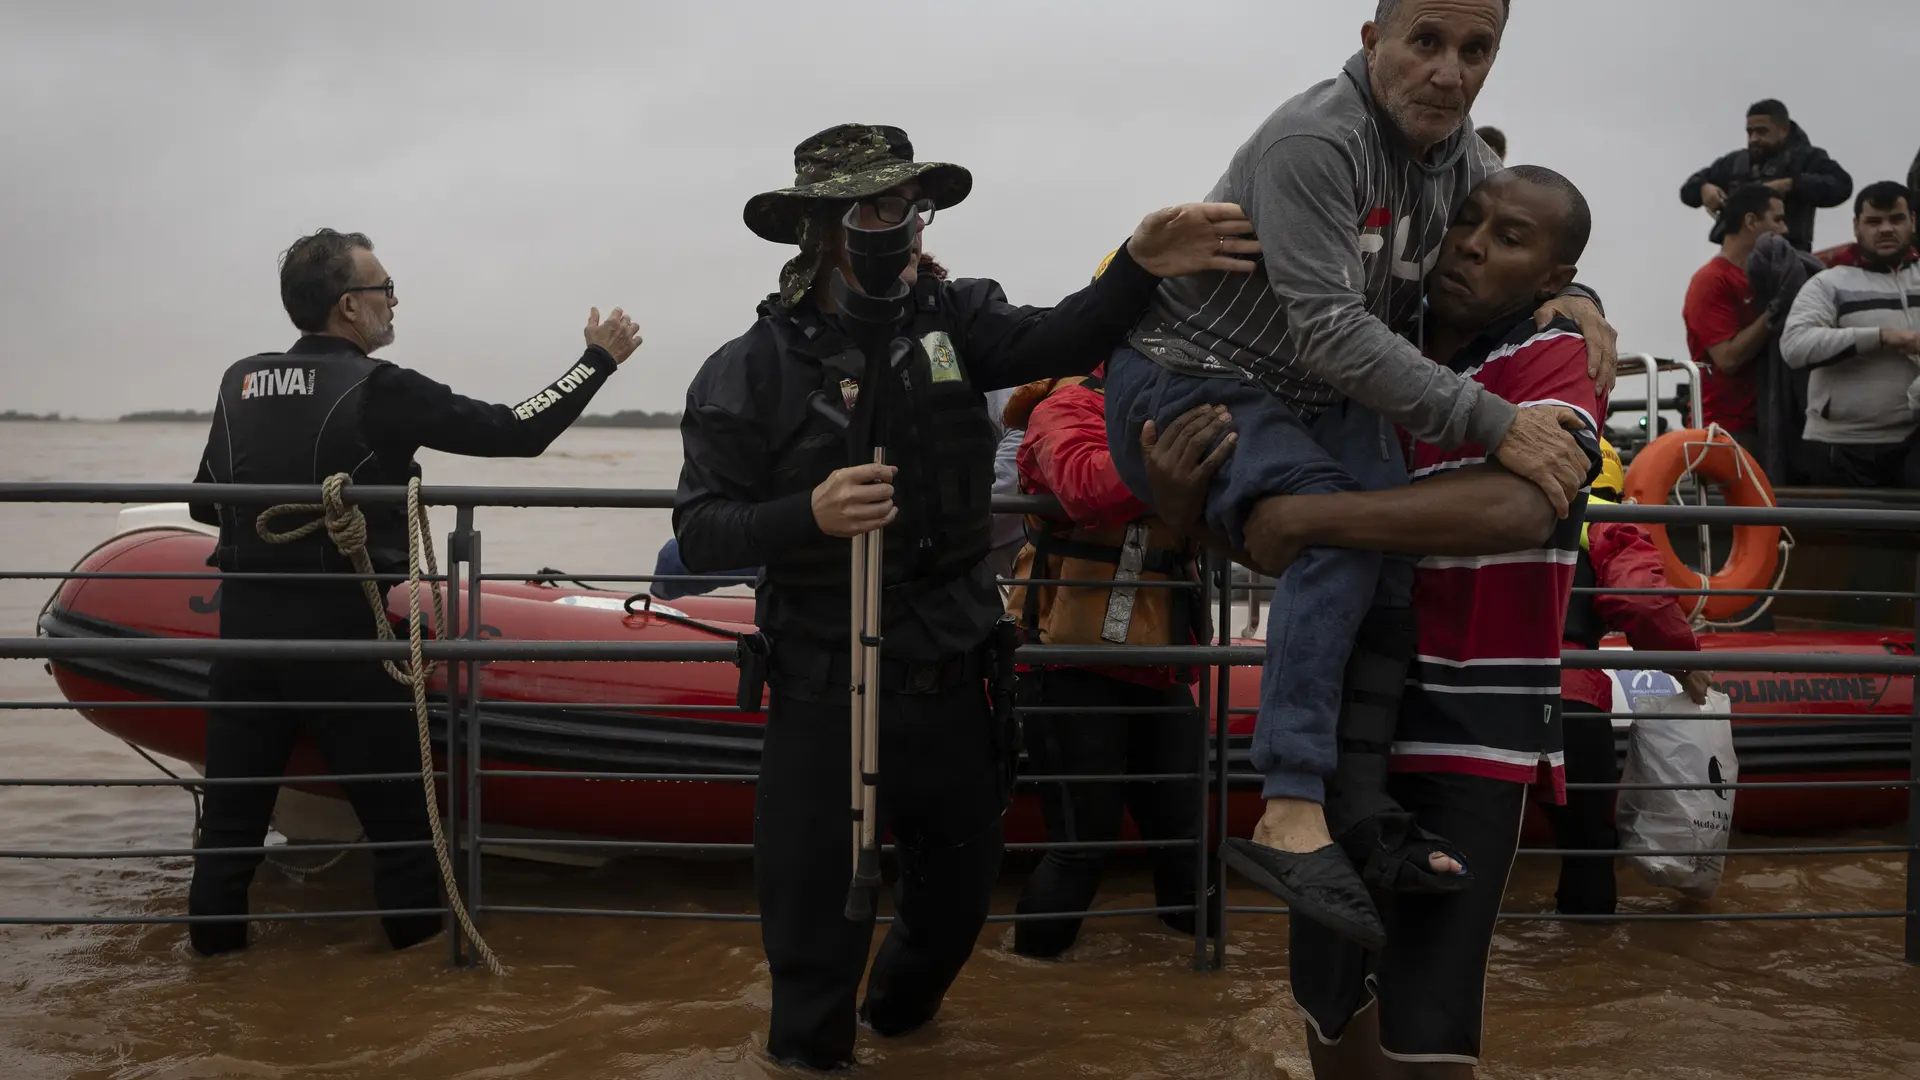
[185,228,639,957]
[1680,99,1852,252]
[674,122,1258,1070]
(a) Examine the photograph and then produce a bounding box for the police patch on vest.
[922,331,961,383]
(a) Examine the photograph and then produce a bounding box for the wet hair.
[1720,183,1782,237]
[917,251,950,281]
[1747,99,1790,125]
[1855,181,1913,218]
[1503,165,1590,263]
[1476,125,1507,160]
[279,229,373,333]
[1375,0,1510,29]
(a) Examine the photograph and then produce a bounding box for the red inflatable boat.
[38,516,1912,857]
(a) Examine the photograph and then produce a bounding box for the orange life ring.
[1622,428,1781,622]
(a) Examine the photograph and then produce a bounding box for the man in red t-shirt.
[1683,184,1788,450]
[1142,166,1605,1072]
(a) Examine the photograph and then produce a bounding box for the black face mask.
[828,205,917,322]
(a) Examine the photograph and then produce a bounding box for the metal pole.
[1632,352,1658,444]
[1213,553,1232,970]
[444,506,468,969]
[1906,552,1919,963]
[848,488,867,892]
[465,526,486,933]
[846,447,885,919]
[1191,557,1211,972]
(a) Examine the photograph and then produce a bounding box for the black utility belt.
[770,641,983,696]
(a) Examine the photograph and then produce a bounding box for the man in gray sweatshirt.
[1781,181,1920,487]
[1104,0,1615,945]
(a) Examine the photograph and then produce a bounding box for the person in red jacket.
[1553,439,1711,916]
[1002,366,1211,958]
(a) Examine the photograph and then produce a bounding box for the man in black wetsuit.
[185,228,640,957]
[674,123,1259,1070]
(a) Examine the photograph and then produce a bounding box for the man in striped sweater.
[1104,0,1614,945]
[1780,181,1920,488]
[1142,163,1605,1075]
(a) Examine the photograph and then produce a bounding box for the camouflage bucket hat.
[743,123,972,245]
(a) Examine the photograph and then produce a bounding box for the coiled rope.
[255,473,504,975]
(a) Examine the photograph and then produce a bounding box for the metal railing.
[1,482,1915,973]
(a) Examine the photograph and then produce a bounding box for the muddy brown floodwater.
[3,422,1917,1079]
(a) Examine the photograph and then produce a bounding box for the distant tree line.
[0,410,63,422]
[573,410,682,429]
[119,410,213,423]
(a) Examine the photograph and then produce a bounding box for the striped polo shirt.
[1389,315,1605,802]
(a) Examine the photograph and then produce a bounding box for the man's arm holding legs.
[1142,404,1558,576]
[1244,464,1555,576]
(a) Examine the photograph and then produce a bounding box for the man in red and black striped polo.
[1141,164,1606,1075]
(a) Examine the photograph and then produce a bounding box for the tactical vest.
[1002,376,1200,654]
[205,349,412,575]
[1562,494,1613,650]
[764,277,999,595]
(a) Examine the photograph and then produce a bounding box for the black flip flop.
[1339,811,1473,895]
[1219,837,1385,949]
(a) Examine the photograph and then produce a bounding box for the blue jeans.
[1105,345,1410,802]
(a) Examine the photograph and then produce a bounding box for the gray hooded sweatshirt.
[1129,50,1536,452]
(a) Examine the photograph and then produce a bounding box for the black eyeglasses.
[340,277,395,302]
[866,196,936,228]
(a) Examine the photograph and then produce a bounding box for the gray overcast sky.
[3,0,1915,418]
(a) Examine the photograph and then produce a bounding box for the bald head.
[1503,165,1590,263]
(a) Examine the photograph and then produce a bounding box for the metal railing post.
[1190,555,1212,972]
[1907,552,1919,964]
[447,505,474,968]
[1212,554,1232,970]
[465,523,486,933]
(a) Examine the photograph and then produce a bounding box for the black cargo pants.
[1012,667,1208,958]
[187,584,442,956]
[754,639,1007,1071]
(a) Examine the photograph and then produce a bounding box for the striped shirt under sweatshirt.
[1779,257,1920,445]
[1391,315,1605,803]
[1128,50,1521,453]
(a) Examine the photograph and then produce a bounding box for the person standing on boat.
[1680,99,1853,254]
[1780,182,1920,488]
[1551,439,1707,917]
[185,228,641,957]
[672,123,1258,1071]
[1103,0,1616,948]
[1142,164,1606,1076]
[1684,184,1790,458]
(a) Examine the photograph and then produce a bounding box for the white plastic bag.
[1616,689,1738,899]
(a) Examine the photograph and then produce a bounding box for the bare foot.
[1251,797,1333,853]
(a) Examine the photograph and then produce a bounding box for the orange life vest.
[1000,375,1200,650]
